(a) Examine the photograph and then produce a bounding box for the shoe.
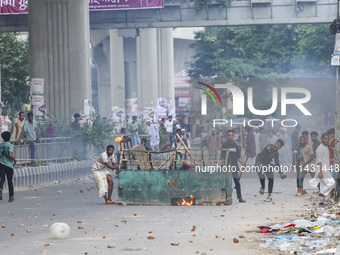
[239,199,246,203]
[104,200,113,205]
[8,196,14,203]
[226,197,232,205]
[295,193,303,196]
[264,196,272,202]
[259,188,264,195]
[0,189,2,200]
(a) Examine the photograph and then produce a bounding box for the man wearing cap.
[146,120,159,151]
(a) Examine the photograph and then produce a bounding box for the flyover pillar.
[137,28,159,109]
[28,0,91,121]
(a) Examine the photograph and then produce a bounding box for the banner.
[142,107,156,123]
[125,98,138,123]
[30,78,44,96]
[31,95,46,121]
[157,97,171,119]
[112,106,125,123]
[0,0,163,14]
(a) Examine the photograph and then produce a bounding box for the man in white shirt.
[92,145,119,205]
[164,115,175,146]
[309,133,335,203]
[146,120,159,151]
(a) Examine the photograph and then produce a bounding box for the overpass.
[1,0,338,122]
[0,0,337,32]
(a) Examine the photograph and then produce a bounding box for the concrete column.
[109,29,125,110]
[157,28,174,99]
[92,37,111,118]
[123,37,137,99]
[137,28,159,109]
[28,0,91,121]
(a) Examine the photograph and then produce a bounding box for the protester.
[291,124,301,161]
[311,131,321,156]
[208,129,219,159]
[128,116,140,146]
[267,129,278,145]
[92,145,119,204]
[24,112,38,166]
[164,115,175,146]
[297,136,315,196]
[245,127,256,166]
[146,120,159,151]
[71,113,81,132]
[221,129,246,204]
[201,129,209,149]
[256,139,286,202]
[302,130,309,144]
[46,123,55,138]
[0,131,16,202]
[278,127,291,166]
[10,111,25,142]
[309,133,335,204]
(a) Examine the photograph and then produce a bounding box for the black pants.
[256,160,274,194]
[232,171,242,199]
[0,164,14,197]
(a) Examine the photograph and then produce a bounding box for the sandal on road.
[264,196,272,202]
[104,200,113,205]
[239,199,246,203]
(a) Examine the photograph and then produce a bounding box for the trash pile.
[258,202,340,254]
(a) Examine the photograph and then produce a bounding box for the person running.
[221,129,246,204]
[309,133,335,204]
[92,145,119,205]
[0,131,17,202]
[256,139,286,202]
[296,136,315,196]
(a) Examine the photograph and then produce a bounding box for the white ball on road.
[50,222,70,239]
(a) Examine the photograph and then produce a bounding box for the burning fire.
[177,195,194,206]
[115,136,124,143]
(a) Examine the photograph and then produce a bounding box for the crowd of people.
[201,123,340,204]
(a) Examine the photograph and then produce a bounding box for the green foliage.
[0,33,30,115]
[78,114,115,153]
[188,24,334,79]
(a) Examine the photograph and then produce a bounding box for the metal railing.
[11,137,73,166]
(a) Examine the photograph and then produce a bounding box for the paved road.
[0,171,313,255]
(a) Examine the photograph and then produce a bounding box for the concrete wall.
[3,160,93,188]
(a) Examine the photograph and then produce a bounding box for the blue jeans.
[131,136,140,146]
[168,133,174,146]
[29,141,35,163]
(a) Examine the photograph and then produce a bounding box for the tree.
[188,24,335,78]
[0,33,30,116]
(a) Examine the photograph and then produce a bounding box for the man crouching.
[92,145,119,204]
